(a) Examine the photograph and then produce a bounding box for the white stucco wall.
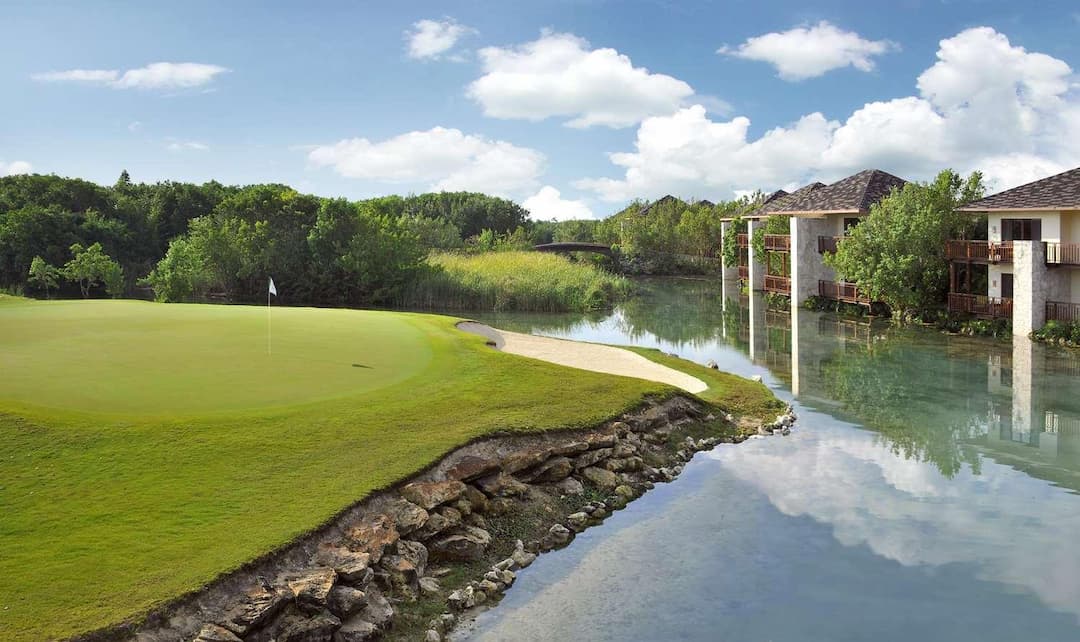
[988,264,1010,298]
[790,216,836,305]
[988,211,1062,242]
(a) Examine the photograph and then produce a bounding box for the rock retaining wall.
[78,395,796,642]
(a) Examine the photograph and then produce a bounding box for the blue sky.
[2,0,1078,219]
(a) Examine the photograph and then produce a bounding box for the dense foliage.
[401,251,632,312]
[824,169,985,316]
[1032,319,1080,346]
[0,173,536,305]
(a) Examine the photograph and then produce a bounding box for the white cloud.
[0,160,32,176]
[579,27,1080,202]
[405,18,474,60]
[719,21,898,81]
[128,121,143,132]
[166,141,209,152]
[523,186,596,221]
[307,126,545,196]
[468,31,696,128]
[32,62,228,90]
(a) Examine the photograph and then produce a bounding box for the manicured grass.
[403,251,632,312]
[0,298,776,641]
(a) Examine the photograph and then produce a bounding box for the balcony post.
[1013,241,1047,337]
[746,219,766,292]
[790,215,835,306]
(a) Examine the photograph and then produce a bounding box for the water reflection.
[461,277,1080,639]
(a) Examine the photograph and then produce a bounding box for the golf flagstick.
[268,276,277,355]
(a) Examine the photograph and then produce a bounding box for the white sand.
[458,322,707,394]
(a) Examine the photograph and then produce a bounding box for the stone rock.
[478,579,500,594]
[541,523,573,550]
[602,457,629,472]
[462,485,489,513]
[566,512,590,531]
[401,480,467,510]
[614,485,636,501]
[193,623,242,642]
[519,456,574,483]
[315,545,373,585]
[494,557,515,571]
[497,569,516,586]
[346,515,399,564]
[219,585,293,636]
[383,499,429,536]
[551,476,584,496]
[334,617,378,642]
[447,585,475,611]
[425,629,442,642]
[581,466,618,490]
[452,497,473,516]
[751,374,763,382]
[573,447,613,470]
[381,539,428,581]
[430,613,456,634]
[286,567,338,613]
[359,587,394,629]
[474,472,530,498]
[327,585,367,619]
[511,548,536,569]
[273,609,341,642]
[486,496,515,515]
[584,432,617,449]
[612,442,637,458]
[706,360,718,369]
[465,512,489,530]
[419,576,442,596]
[429,526,492,561]
[551,440,590,456]
[500,448,552,474]
[445,455,500,482]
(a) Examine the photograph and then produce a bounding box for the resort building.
[951,167,1080,336]
[720,169,907,308]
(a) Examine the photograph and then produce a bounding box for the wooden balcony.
[945,240,1013,263]
[948,292,1013,318]
[819,280,870,305]
[764,234,790,252]
[737,265,748,279]
[764,274,790,295]
[1046,300,1080,323]
[818,236,841,254]
[736,233,748,248]
[1046,243,1080,266]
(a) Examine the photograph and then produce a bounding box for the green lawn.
[0,298,777,641]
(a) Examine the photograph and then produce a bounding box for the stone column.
[789,216,836,307]
[1011,338,1038,443]
[748,290,767,362]
[747,218,766,292]
[1013,241,1047,337]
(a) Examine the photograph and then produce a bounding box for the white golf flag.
[269,277,277,296]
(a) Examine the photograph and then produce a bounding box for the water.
[456,277,1080,641]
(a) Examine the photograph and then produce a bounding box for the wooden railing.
[818,280,870,305]
[1046,243,1080,266]
[764,234,790,252]
[945,240,1013,262]
[948,292,1013,318]
[818,236,841,254]
[1046,300,1080,323]
[736,233,748,248]
[764,274,790,294]
[737,265,748,279]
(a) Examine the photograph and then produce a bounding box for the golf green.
[0,298,779,641]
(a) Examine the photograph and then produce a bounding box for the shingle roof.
[638,194,684,215]
[780,170,907,214]
[752,183,824,216]
[959,167,1080,211]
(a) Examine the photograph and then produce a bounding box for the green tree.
[27,256,61,298]
[825,169,984,316]
[63,242,123,298]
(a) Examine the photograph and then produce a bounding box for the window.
[1001,219,1042,241]
[843,217,860,233]
[1001,273,1013,299]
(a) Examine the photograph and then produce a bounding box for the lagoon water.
[457,278,1080,641]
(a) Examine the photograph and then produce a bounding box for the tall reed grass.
[402,251,633,312]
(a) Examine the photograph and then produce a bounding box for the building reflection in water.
[721,277,1080,491]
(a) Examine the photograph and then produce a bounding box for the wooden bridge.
[533,242,615,258]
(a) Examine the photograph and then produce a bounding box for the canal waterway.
[456,277,1080,641]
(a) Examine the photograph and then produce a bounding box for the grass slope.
[0,298,776,641]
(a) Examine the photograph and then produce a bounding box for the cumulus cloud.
[579,27,1080,201]
[307,126,545,196]
[719,21,898,80]
[523,186,596,221]
[468,31,695,128]
[405,17,474,60]
[0,160,32,176]
[32,62,228,90]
